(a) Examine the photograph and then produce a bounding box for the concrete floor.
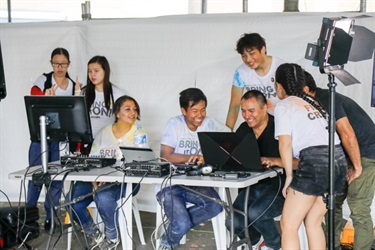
[2,203,375,250]
[0,202,217,250]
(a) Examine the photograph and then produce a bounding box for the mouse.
[186,164,213,176]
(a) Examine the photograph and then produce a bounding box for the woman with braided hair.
[273,63,347,249]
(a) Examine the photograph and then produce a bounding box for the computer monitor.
[24,96,93,143]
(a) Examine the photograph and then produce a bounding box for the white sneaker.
[260,246,280,250]
[251,236,264,250]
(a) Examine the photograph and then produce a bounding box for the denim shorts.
[291,145,347,196]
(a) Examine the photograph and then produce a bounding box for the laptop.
[198,132,264,172]
[119,146,157,163]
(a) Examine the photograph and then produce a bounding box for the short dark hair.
[179,88,207,111]
[241,90,267,107]
[113,95,141,122]
[304,71,317,92]
[236,33,266,54]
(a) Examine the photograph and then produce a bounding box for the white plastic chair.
[67,198,146,250]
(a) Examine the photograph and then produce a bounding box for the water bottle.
[133,125,148,148]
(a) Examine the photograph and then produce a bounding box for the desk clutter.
[59,154,252,180]
[60,155,116,169]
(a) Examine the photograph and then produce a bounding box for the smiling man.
[225,33,285,131]
[226,90,299,250]
[156,88,229,250]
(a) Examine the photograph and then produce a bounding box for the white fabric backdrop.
[0,12,374,202]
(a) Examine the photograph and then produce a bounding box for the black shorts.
[291,145,347,196]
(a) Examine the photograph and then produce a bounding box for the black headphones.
[186,164,213,176]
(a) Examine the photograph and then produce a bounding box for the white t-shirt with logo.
[274,96,340,158]
[90,123,137,161]
[33,74,74,96]
[89,85,125,138]
[232,57,285,114]
[161,115,230,155]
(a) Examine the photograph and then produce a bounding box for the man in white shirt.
[156,88,229,250]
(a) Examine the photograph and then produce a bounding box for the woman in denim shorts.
[273,63,347,249]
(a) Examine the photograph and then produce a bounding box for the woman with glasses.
[27,47,80,231]
[30,47,80,96]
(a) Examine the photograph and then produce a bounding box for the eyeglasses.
[51,62,69,68]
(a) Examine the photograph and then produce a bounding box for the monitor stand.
[39,115,56,249]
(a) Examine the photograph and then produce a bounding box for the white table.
[9,165,282,249]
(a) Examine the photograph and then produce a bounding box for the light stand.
[326,73,337,249]
[306,16,374,249]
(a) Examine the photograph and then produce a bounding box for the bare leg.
[281,188,317,249]
[304,196,327,250]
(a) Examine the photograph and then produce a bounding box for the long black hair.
[275,63,328,121]
[85,56,114,111]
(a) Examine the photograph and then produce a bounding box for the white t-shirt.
[89,85,125,138]
[33,74,74,96]
[90,123,137,161]
[232,57,285,114]
[274,96,340,158]
[161,115,230,155]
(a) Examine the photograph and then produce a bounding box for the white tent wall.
[0,13,374,206]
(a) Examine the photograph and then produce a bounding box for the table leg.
[118,183,133,249]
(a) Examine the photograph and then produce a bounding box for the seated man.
[156,88,230,250]
[226,90,297,250]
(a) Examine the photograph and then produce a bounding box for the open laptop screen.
[119,146,157,163]
[198,132,264,172]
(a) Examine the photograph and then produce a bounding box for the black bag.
[0,206,40,248]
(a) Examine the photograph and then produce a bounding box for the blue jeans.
[69,181,139,240]
[226,176,285,249]
[156,185,223,248]
[26,141,62,221]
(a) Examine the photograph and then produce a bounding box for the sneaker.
[252,236,265,250]
[86,231,104,249]
[158,244,172,250]
[156,218,170,239]
[97,237,119,250]
[44,220,51,231]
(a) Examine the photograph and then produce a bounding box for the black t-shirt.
[236,115,280,158]
[315,88,375,159]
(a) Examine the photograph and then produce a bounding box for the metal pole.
[359,0,366,12]
[243,0,248,13]
[201,0,207,14]
[327,73,337,250]
[283,0,299,12]
[40,115,49,174]
[7,0,11,23]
